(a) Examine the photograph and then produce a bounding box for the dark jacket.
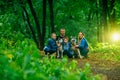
[44,38,57,52]
[56,35,65,43]
[57,35,65,40]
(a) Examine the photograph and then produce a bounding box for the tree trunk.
[109,0,115,32]
[22,11,30,35]
[96,0,101,42]
[99,0,104,42]
[22,6,38,46]
[101,0,108,42]
[27,0,42,50]
[48,0,55,33]
[41,0,47,49]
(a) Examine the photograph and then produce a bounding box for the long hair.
[78,32,84,43]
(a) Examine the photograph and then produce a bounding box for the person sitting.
[75,32,89,58]
[56,28,66,43]
[43,33,57,55]
[62,37,73,58]
[56,28,66,58]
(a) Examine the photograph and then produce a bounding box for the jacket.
[44,38,57,52]
[78,38,89,51]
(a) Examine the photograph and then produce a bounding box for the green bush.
[0,36,100,80]
[91,43,120,61]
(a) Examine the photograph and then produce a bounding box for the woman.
[75,32,89,58]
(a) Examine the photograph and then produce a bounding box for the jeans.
[80,49,89,58]
[44,46,56,55]
[63,50,73,58]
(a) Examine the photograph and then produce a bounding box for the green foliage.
[1,0,120,45]
[54,0,98,42]
[91,43,120,61]
[0,35,100,80]
[1,0,120,79]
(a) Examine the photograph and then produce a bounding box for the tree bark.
[99,0,104,42]
[27,0,42,50]
[22,6,38,46]
[22,11,30,35]
[101,0,108,42]
[96,0,101,42]
[48,0,55,33]
[109,0,115,32]
[41,0,47,49]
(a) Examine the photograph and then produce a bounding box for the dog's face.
[56,38,63,48]
[71,37,77,45]
[56,38,63,44]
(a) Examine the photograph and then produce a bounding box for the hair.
[51,33,56,36]
[64,36,69,40]
[80,32,84,36]
[78,32,84,42]
[60,28,65,31]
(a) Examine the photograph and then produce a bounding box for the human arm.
[78,39,85,49]
[48,39,57,51]
[75,39,85,50]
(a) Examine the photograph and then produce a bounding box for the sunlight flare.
[112,33,120,41]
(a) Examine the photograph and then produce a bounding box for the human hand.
[87,47,89,50]
[57,43,61,47]
[75,45,79,48]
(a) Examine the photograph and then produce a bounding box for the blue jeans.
[63,50,73,58]
[44,46,56,55]
[80,49,89,58]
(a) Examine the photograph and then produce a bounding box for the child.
[62,37,73,58]
[43,33,57,55]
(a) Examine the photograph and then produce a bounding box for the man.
[57,28,66,42]
[75,32,89,58]
[56,28,66,58]
[44,33,57,55]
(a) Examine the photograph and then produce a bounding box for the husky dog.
[56,38,63,58]
[70,37,83,58]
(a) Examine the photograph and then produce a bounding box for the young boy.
[62,37,73,58]
[44,33,57,55]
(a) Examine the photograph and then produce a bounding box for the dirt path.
[40,51,120,80]
[76,57,120,80]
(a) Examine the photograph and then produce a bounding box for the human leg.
[81,49,89,58]
[67,50,74,58]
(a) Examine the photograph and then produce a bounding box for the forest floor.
[73,53,120,80]
[40,51,120,80]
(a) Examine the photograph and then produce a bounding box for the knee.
[43,46,49,52]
